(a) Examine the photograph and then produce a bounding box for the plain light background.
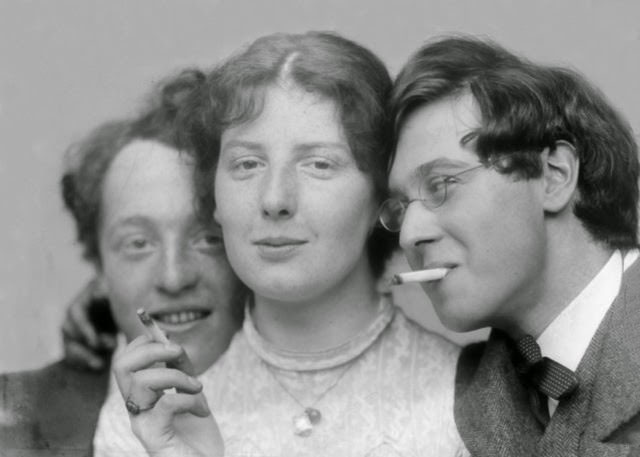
[1,0,639,372]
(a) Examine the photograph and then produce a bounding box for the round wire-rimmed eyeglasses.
[378,164,485,232]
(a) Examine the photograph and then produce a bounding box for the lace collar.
[243,295,395,371]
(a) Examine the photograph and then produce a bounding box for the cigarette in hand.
[391,268,449,285]
[137,308,180,394]
[137,308,170,344]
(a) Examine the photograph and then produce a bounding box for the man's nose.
[156,244,199,295]
[399,202,443,254]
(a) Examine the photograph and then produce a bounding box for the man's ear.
[213,207,220,225]
[542,140,579,213]
[93,272,109,297]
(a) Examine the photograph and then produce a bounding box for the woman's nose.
[260,166,297,220]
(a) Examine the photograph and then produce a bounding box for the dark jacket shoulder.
[0,360,110,457]
[455,340,487,395]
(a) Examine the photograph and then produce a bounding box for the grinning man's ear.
[93,273,109,296]
[542,140,579,214]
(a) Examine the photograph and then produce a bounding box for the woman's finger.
[129,393,217,457]
[113,339,185,396]
[126,334,153,350]
[166,346,196,377]
[114,340,182,376]
[153,392,211,418]
[152,393,222,457]
[126,367,202,407]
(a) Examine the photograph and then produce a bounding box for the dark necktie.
[513,335,579,425]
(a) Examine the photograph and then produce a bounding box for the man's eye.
[203,234,222,245]
[425,176,447,194]
[193,232,223,250]
[126,238,149,249]
[119,236,154,257]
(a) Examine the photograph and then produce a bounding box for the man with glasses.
[382,36,640,456]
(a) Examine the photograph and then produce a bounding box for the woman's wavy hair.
[183,31,397,278]
[392,36,639,249]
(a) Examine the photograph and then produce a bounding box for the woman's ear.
[542,141,579,213]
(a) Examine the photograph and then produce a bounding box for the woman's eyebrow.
[294,141,349,153]
[221,139,263,152]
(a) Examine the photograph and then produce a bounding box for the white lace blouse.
[94,298,466,456]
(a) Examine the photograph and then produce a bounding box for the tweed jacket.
[455,259,640,457]
[0,361,110,457]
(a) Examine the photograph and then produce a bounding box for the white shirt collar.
[537,249,638,414]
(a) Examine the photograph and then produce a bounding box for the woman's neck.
[251,263,381,353]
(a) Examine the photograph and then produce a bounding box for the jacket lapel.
[586,260,640,442]
[455,330,542,457]
[540,259,640,456]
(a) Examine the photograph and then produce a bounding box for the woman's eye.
[228,157,264,178]
[301,157,337,177]
[238,159,260,170]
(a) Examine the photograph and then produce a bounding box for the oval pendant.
[305,407,322,425]
[293,413,313,437]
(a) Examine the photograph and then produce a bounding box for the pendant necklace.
[263,360,358,437]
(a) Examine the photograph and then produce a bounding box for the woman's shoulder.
[374,306,463,449]
[384,305,461,363]
[205,328,255,373]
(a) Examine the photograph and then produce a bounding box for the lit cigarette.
[391,268,449,285]
[137,308,178,394]
[137,308,170,344]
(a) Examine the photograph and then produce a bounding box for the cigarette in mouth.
[391,268,449,285]
[137,308,170,344]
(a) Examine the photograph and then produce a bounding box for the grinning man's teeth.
[155,311,208,325]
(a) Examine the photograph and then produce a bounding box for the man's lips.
[422,261,458,270]
[149,309,211,325]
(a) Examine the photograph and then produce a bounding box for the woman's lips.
[253,237,308,260]
[254,236,307,246]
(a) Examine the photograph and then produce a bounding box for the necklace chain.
[263,359,359,437]
[263,359,356,409]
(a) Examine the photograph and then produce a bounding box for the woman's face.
[215,84,377,304]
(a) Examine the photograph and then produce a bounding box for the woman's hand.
[61,279,117,370]
[112,335,224,457]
